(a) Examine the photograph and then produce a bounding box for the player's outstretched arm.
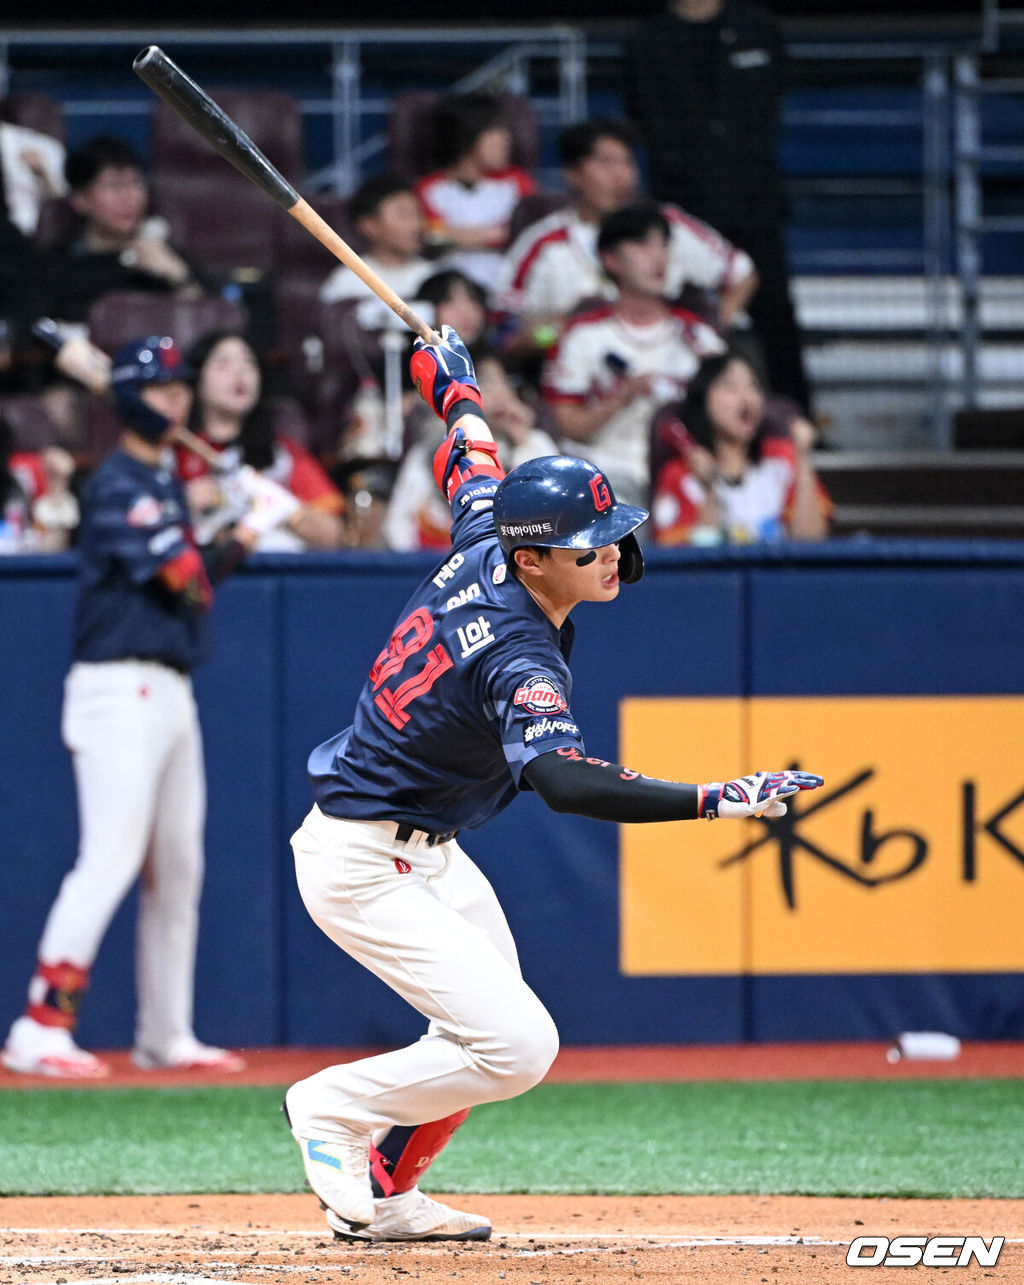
[410,324,506,500]
[522,754,823,823]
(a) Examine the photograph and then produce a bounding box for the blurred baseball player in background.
[2,334,298,1078]
[283,325,823,1242]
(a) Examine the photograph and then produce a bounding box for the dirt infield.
[2,1193,1022,1284]
[5,1041,1024,1090]
[4,1047,1024,1282]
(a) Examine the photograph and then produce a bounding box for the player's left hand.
[699,770,823,820]
[410,324,483,421]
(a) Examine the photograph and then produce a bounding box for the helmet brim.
[545,502,649,551]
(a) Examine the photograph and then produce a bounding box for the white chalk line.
[2,1228,842,1243]
[31,1277,237,1285]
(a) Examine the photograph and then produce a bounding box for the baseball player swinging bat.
[131,46,442,347]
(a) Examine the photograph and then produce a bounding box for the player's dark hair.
[415,268,488,313]
[186,329,277,473]
[677,349,767,464]
[349,171,416,225]
[431,92,505,169]
[596,203,670,258]
[65,135,144,191]
[559,118,636,169]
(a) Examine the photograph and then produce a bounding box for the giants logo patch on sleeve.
[514,676,568,715]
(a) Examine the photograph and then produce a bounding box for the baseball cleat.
[326,1188,492,1242]
[284,1087,375,1230]
[132,1038,246,1072]
[1,1016,111,1079]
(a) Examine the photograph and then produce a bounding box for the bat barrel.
[133,45,300,211]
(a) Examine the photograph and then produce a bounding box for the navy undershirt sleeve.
[522,750,701,823]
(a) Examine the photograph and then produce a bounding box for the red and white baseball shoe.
[325,1188,492,1242]
[132,1038,246,1072]
[1,1016,111,1078]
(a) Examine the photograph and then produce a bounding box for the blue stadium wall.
[2,542,1023,1051]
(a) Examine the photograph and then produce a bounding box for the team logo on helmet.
[589,473,612,512]
[514,676,568,715]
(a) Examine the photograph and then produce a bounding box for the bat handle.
[173,426,227,471]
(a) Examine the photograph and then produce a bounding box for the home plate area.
[3,1194,1023,1285]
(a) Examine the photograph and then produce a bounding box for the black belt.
[125,656,191,675]
[394,822,457,847]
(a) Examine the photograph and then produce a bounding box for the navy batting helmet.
[493,455,648,584]
[110,335,193,441]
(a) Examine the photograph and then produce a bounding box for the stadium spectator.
[0,117,66,238]
[542,204,725,508]
[626,0,810,410]
[650,348,830,544]
[0,415,78,552]
[42,136,207,325]
[178,329,346,551]
[416,93,536,289]
[318,172,433,328]
[496,118,757,364]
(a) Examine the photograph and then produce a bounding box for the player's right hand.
[410,324,482,422]
[699,770,823,820]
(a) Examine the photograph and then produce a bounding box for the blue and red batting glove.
[699,770,824,820]
[410,325,483,425]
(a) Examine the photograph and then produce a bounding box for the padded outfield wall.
[2,542,1023,1050]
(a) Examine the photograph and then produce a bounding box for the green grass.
[2,1080,1023,1198]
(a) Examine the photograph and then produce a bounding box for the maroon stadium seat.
[87,291,248,356]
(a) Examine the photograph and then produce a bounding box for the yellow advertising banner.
[620,696,1024,975]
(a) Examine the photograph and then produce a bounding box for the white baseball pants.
[287,805,559,1138]
[38,660,206,1055]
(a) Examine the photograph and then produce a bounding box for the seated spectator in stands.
[496,119,757,363]
[0,120,66,388]
[383,349,559,551]
[416,93,536,289]
[650,349,830,545]
[178,330,346,551]
[0,118,66,239]
[415,267,490,349]
[542,204,726,508]
[0,415,79,552]
[318,172,433,329]
[42,136,206,325]
[328,267,496,549]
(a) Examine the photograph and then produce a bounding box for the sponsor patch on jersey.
[514,676,568,714]
[492,563,507,585]
[126,495,164,527]
[523,716,580,745]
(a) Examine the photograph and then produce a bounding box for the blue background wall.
[3,541,1024,1051]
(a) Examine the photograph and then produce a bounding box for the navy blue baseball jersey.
[309,475,588,833]
[72,448,211,672]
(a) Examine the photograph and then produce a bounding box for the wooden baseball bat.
[132,45,442,346]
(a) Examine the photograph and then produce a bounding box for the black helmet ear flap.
[618,532,644,584]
